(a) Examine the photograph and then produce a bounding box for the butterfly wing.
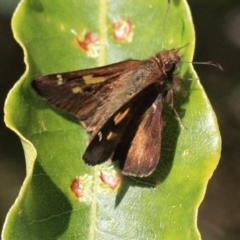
[83,84,161,166]
[114,94,163,177]
[33,59,165,175]
[32,60,136,124]
[32,59,163,137]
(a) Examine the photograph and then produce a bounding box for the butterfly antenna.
[183,60,223,71]
[161,0,171,50]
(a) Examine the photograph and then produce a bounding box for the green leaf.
[3,0,221,239]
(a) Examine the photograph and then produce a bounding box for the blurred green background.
[0,0,239,239]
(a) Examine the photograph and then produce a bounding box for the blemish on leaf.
[60,24,65,31]
[100,171,121,190]
[71,29,100,58]
[183,149,189,157]
[70,175,93,203]
[71,178,84,198]
[113,19,133,42]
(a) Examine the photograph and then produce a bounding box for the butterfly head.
[155,49,182,74]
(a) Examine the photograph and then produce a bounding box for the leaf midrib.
[89,0,108,239]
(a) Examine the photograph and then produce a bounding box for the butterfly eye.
[164,61,174,72]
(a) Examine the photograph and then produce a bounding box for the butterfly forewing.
[32,62,129,122]
[33,58,164,136]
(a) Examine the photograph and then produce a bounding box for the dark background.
[0,1,239,239]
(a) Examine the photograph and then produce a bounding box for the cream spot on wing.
[107,131,117,140]
[98,131,102,141]
[56,74,63,85]
[72,87,82,93]
[114,108,130,125]
[83,75,106,84]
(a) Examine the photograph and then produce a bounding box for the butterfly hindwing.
[82,105,133,165]
[83,84,161,167]
[118,94,163,177]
